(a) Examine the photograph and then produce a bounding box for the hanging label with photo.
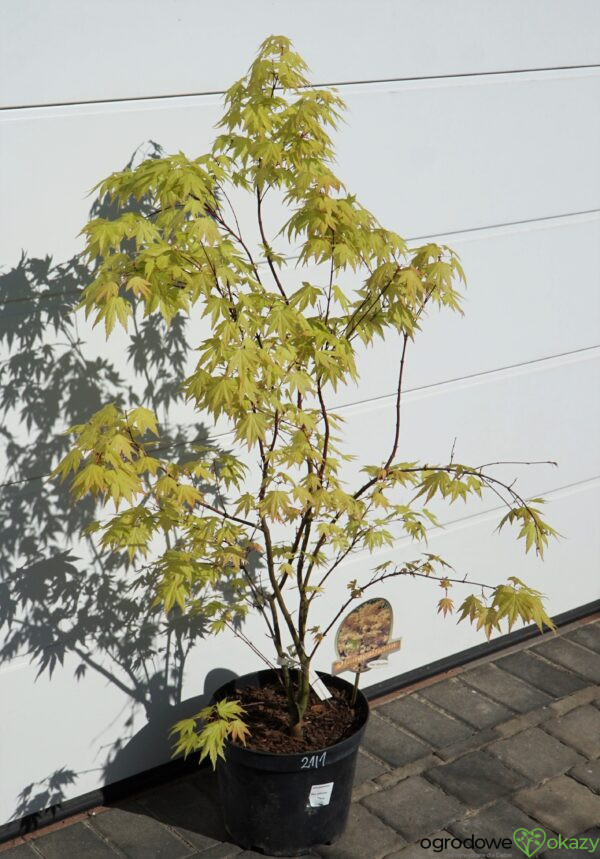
[308,782,334,807]
[332,597,401,675]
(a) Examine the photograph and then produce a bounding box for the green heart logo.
[513,828,547,857]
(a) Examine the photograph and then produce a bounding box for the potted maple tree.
[53,36,557,856]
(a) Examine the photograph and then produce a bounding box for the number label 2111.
[300,752,327,769]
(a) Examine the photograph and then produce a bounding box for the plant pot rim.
[212,667,370,767]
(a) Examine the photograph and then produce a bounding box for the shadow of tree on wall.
[0,143,247,830]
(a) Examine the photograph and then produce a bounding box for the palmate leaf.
[50,449,82,482]
[128,406,159,437]
[457,577,555,640]
[125,276,152,299]
[496,501,560,559]
[71,463,107,497]
[215,698,246,720]
[235,411,268,447]
[437,597,454,618]
[170,698,249,769]
[260,489,299,522]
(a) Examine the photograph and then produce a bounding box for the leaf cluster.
[170,697,249,768]
[457,577,555,640]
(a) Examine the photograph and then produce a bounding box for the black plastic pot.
[213,668,369,856]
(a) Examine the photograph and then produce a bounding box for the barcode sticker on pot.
[309,668,332,701]
[308,782,334,807]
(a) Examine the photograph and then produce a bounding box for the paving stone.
[90,806,191,858]
[540,844,581,859]
[135,779,223,851]
[419,677,514,730]
[374,754,441,789]
[449,799,550,859]
[351,780,380,802]
[488,727,585,782]
[194,845,241,858]
[379,693,474,748]
[0,845,38,858]
[532,638,600,684]
[548,685,600,716]
[362,712,431,768]
[138,779,205,810]
[435,728,498,761]
[425,750,528,808]
[568,758,600,793]
[564,622,600,655]
[494,709,549,739]
[238,852,313,858]
[315,801,403,859]
[177,771,232,843]
[354,750,389,785]
[514,775,600,837]
[544,705,600,758]
[497,651,586,697]
[152,767,278,859]
[363,775,466,842]
[384,830,480,859]
[31,823,118,858]
[461,663,552,713]
[236,853,279,858]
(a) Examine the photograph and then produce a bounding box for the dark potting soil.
[233,678,362,754]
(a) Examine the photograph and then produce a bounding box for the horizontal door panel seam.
[3,63,600,113]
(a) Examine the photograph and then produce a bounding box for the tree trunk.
[288,661,311,738]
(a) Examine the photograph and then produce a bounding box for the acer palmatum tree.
[54,37,558,765]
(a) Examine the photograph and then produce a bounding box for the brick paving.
[2,618,600,858]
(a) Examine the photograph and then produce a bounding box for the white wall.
[1,1,599,827]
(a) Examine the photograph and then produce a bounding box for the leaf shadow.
[0,141,260,828]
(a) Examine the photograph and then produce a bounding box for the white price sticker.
[308,782,334,807]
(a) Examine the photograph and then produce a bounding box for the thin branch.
[384,331,409,471]
[343,263,403,340]
[449,437,457,464]
[144,455,260,530]
[195,498,258,529]
[238,559,278,644]
[219,185,244,240]
[206,197,264,288]
[223,620,278,672]
[351,284,436,503]
[255,420,304,653]
[477,460,558,470]
[325,239,335,321]
[297,375,331,612]
[261,516,304,655]
[309,565,494,659]
[316,378,331,484]
[256,185,288,302]
[311,530,366,596]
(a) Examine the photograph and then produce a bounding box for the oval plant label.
[332,597,401,675]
